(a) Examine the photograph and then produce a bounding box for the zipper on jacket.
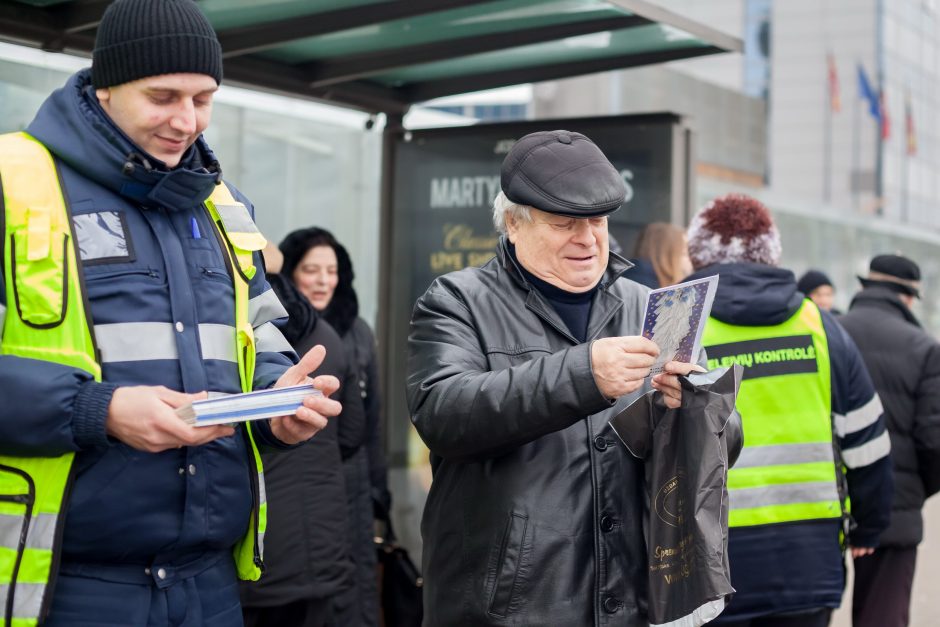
[200,267,229,283]
[83,268,158,282]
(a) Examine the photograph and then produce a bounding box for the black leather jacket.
[407,238,656,626]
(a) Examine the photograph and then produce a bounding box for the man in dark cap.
[797,269,838,313]
[407,130,707,625]
[0,0,341,624]
[839,254,940,627]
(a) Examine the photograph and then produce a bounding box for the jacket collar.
[849,285,921,327]
[26,69,222,210]
[496,236,631,343]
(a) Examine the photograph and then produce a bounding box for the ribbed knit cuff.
[848,527,881,549]
[250,419,299,452]
[72,381,118,450]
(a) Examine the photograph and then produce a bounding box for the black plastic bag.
[609,365,743,626]
[375,503,423,627]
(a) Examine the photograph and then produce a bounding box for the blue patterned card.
[641,275,719,375]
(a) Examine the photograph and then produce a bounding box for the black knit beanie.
[796,270,833,296]
[92,0,223,88]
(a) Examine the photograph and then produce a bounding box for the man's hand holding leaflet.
[108,345,341,451]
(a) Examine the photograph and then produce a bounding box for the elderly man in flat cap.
[406,130,703,625]
[839,254,940,627]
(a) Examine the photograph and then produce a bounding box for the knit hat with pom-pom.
[686,193,781,270]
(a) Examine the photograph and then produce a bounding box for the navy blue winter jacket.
[687,263,893,622]
[0,69,295,565]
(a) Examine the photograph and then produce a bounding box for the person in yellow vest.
[0,1,342,625]
[684,194,893,627]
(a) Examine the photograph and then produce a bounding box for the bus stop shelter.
[0,0,739,115]
[0,0,742,554]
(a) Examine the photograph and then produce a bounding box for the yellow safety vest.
[703,300,844,528]
[0,132,267,627]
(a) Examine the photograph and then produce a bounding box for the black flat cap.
[859,253,922,298]
[500,130,626,217]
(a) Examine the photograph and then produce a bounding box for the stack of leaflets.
[176,383,322,427]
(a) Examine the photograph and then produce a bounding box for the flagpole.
[902,90,909,222]
[852,74,860,211]
[824,54,832,205]
[902,133,908,221]
[874,0,885,215]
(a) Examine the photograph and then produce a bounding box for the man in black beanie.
[797,269,838,313]
[0,1,342,625]
[839,254,940,627]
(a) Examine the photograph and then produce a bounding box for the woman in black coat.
[239,265,367,627]
[279,228,390,627]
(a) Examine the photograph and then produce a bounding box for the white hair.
[492,191,532,234]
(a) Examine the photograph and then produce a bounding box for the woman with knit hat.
[277,227,388,627]
[684,194,893,627]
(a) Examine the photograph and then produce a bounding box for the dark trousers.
[46,553,242,627]
[852,546,917,627]
[243,598,334,627]
[717,608,831,627]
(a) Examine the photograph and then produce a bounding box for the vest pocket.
[10,230,68,328]
[486,512,529,618]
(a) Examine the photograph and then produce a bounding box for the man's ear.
[505,213,519,244]
[95,88,111,108]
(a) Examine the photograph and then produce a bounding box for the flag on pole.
[879,90,890,140]
[856,64,880,120]
[828,53,841,112]
[905,92,917,155]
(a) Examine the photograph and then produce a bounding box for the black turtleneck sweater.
[510,244,598,342]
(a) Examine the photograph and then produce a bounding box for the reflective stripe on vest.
[94,322,239,363]
[203,179,268,581]
[248,289,288,329]
[703,299,842,528]
[0,132,268,625]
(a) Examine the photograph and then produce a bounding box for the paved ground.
[832,496,940,626]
